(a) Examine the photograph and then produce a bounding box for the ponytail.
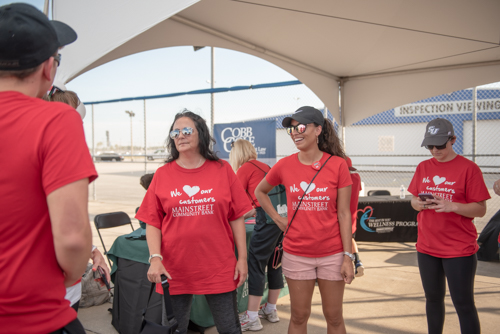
[317,118,346,158]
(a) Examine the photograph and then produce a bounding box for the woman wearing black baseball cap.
[408,118,490,333]
[256,106,354,333]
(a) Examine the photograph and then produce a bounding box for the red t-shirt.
[266,152,352,257]
[0,91,97,333]
[136,159,252,295]
[408,155,490,258]
[236,160,270,208]
[350,172,362,233]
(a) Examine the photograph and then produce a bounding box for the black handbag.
[140,275,178,334]
[272,155,333,269]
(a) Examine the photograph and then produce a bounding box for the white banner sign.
[394,99,500,117]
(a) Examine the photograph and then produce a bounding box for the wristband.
[343,251,355,262]
[148,254,163,263]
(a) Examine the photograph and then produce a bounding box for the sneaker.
[258,305,280,323]
[240,312,263,331]
[355,261,365,277]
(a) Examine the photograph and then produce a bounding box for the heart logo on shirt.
[433,176,446,186]
[300,181,316,194]
[183,185,200,197]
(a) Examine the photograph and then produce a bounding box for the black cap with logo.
[282,106,325,127]
[0,3,77,71]
[421,118,455,147]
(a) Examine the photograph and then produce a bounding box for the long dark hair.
[317,118,346,158]
[165,109,220,163]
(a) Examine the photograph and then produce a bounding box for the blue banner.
[213,120,276,166]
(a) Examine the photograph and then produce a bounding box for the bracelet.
[148,254,163,263]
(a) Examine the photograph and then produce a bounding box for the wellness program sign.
[214,120,276,166]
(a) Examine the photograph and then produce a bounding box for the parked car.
[147,149,168,161]
[95,152,124,162]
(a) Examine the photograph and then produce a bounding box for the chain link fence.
[83,81,499,231]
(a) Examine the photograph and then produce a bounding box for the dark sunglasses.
[52,53,61,67]
[425,138,452,150]
[47,85,64,98]
[286,123,307,135]
[170,127,194,139]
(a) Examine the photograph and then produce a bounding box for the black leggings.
[417,252,480,334]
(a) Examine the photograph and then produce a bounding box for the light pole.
[125,110,135,161]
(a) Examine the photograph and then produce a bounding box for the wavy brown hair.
[317,118,346,158]
[165,109,220,164]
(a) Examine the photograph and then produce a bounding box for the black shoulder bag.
[272,155,333,269]
[140,275,178,334]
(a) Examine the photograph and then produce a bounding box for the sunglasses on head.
[52,53,61,67]
[170,127,194,139]
[286,123,307,135]
[425,137,452,150]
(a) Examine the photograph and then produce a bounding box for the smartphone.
[97,266,111,291]
[418,193,434,201]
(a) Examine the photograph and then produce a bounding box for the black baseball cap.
[282,106,325,127]
[421,118,455,147]
[0,3,77,71]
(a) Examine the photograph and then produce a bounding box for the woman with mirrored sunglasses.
[136,110,252,334]
[408,118,490,334]
[255,106,354,334]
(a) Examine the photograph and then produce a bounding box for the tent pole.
[339,80,346,147]
[92,104,96,201]
[472,87,477,163]
[144,99,147,174]
[210,47,215,134]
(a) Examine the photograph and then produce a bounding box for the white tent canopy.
[53,0,500,125]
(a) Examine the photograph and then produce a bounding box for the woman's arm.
[429,196,487,218]
[255,178,287,231]
[337,185,354,284]
[146,224,171,283]
[229,216,248,288]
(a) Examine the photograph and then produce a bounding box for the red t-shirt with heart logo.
[408,155,490,258]
[136,159,252,295]
[266,152,352,257]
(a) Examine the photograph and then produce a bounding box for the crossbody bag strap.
[280,154,333,242]
[245,160,271,208]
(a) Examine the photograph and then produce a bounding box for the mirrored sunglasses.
[170,127,194,139]
[53,53,61,67]
[286,123,307,135]
[425,138,451,150]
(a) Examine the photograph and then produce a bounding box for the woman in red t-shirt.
[255,106,354,334]
[137,110,251,334]
[408,118,490,334]
[229,139,284,331]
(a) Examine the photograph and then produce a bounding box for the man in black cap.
[0,3,97,333]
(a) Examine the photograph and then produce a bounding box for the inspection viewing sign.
[394,99,500,117]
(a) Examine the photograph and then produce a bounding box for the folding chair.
[94,211,135,268]
[367,190,391,196]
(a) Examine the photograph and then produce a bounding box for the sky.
[2,0,324,150]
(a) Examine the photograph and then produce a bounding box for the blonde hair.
[229,139,257,172]
[42,90,80,109]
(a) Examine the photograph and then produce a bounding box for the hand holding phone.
[418,193,434,201]
[97,266,111,291]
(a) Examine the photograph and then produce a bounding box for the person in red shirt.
[0,4,97,333]
[346,156,365,277]
[43,87,111,311]
[137,110,252,334]
[256,106,354,334]
[408,118,490,334]
[229,139,284,331]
